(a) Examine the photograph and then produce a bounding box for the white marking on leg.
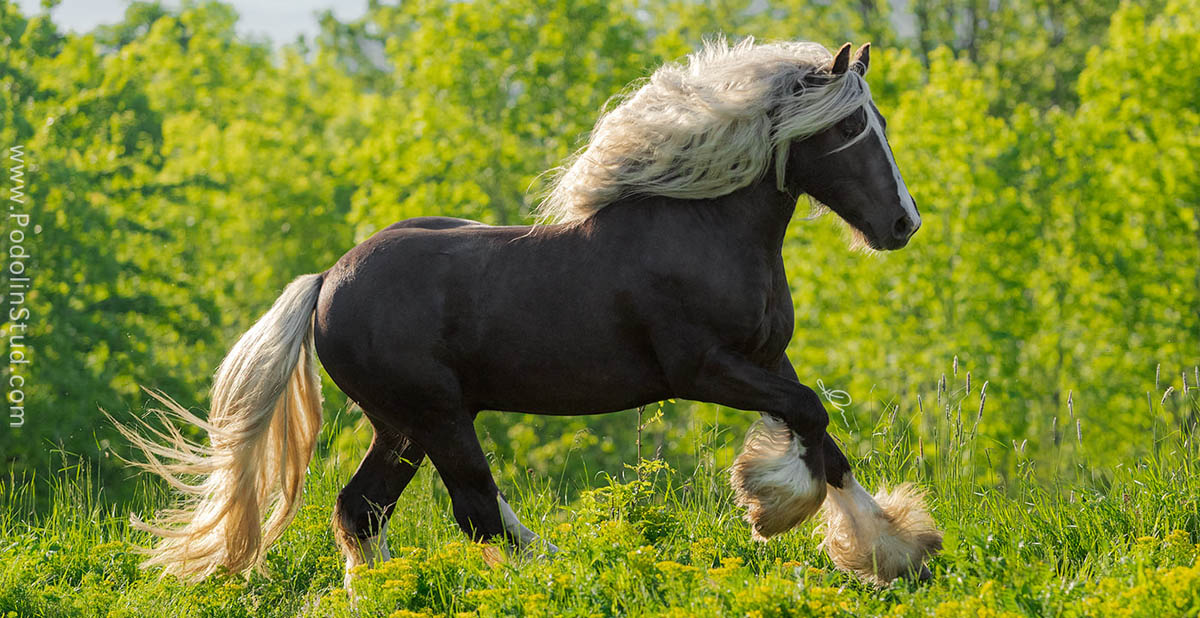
[820,474,941,585]
[343,519,391,590]
[498,495,558,554]
[824,475,885,539]
[730,414,826,540]
[362,518,392,564]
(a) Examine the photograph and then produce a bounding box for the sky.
[14,0,368,44]
[13,1,921,52]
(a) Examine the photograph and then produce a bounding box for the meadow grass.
[1,370,1198,617]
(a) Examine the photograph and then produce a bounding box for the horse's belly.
[462,325,672,415]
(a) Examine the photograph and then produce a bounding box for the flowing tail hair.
[112,273,325,581]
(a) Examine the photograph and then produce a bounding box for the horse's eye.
[840,110,866,139]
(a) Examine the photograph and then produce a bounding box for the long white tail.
[114,274,325,581]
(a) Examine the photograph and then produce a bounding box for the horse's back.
[382,216,490,232]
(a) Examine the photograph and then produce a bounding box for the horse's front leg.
[679,348,831,540]
[775,361,943,585]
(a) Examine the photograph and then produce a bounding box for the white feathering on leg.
[730,415,826,540]
[819,475,942,585]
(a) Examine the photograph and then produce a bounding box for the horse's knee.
[763,384,829,448]
[790,384,830,437]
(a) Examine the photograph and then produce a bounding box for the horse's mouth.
[841,218,888,252]
[874,232,910,251]
[847,219,909,251]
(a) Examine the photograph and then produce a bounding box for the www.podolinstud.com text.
[7,145,31,428]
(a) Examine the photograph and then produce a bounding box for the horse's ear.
[851,43,870,75]
[829,43,852,75]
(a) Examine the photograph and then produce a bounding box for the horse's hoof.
[481,543,507,568]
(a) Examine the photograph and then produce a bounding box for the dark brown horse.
[120,39,941,588]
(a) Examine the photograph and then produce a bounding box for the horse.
[117,38,942,589]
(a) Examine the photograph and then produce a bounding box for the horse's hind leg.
[333,425,425,586]
[818,434,942,585]
[423,415,557,558]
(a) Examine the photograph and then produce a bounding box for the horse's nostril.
[893,215,915,239]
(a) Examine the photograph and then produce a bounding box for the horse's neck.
[589,178,798,257]
[705,179,798,256]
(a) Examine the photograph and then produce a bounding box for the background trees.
[1,0,1196,496]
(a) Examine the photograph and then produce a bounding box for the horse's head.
[787,43,921,250]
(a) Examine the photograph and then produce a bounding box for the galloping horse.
[120,38,941,588]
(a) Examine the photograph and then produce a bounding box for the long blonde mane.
[538,37,871,224]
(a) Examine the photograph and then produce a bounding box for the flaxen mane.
[538,37,872,223]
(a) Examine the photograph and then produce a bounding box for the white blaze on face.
[866,109,921,228]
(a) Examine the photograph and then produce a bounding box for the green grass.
[2,374,1199,617]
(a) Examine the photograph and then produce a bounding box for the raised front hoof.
[730,417,826,540]
[821,482,942,586]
